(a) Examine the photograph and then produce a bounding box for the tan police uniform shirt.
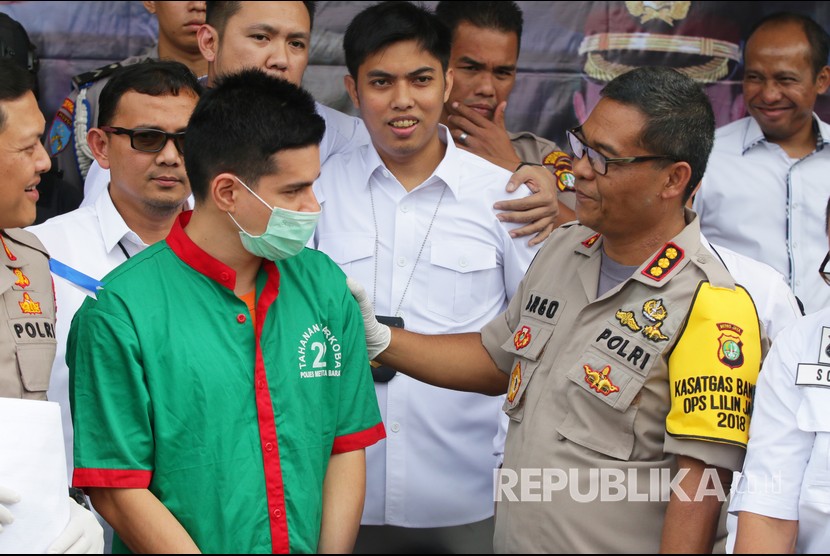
[509,130,575,211]
[0,229,56,400]
[481,210,768,553]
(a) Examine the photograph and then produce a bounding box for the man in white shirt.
[313,3,539,552]
[84,0,564,246]
[694,12,830,314]
[27,63,201,545]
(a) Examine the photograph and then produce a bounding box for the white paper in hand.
[0,398,69,553]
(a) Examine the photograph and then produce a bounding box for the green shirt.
[69,212,384,553]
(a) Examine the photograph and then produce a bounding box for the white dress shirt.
[729,307,830,553]
[694,115,830,314]
[313,126,539,527]
[81,101,370,206]
[703,236,801,340]
[28,191,149,478]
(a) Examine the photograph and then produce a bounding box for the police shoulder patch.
[543,150,575,192]
[641,242,684,281]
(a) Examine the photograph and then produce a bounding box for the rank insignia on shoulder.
[642,242,684,281]
[583,364,619,396]
[513,325,531,350]
[507,361,522,403]
[582,233,601,248]
[19,292,41,314]
[717,322,744,368]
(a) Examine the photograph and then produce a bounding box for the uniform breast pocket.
[557,346,648,461]
[17,342,56,395]
[318,233,375,278]
[427,242,499,322]
[499,323,554,423]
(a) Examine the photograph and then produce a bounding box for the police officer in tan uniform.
[350,66,769,553]
[0,60,55,400]
[0,58,103,553]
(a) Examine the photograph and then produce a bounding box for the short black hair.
[97,60,203,128]
[344,1,451,78]
[601,67,715,203]
[184,69,325,202]
[434,1,523,54]
[0,57,35,133]
[746,12,830,78]
[206,1,316,33]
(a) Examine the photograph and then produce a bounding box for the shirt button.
[793,242,799,249]
[265,442,274,452]
[220,271,230,281]
[273,508,282,518]
[397,257,407,267]
[796,280,802,287]
[696,255,707,264]
[400,204,410,213]
[390,422,401,433]
[382,169,390,178]
[459,257,468,268]
[237,314,247,323]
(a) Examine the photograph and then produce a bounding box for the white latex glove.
[0,485,21,532]
[346,277,391,360]
[47,497,104,554]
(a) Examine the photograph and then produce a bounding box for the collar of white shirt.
[357,124,463,199]
[94,190,147,256]
[742,112,830,154]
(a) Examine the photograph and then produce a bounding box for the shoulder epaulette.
[71,61,125,88]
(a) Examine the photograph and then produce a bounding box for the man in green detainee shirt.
[67,69,386,554]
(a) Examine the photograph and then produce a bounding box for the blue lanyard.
[48,258,103,296]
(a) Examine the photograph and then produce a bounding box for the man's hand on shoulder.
[495,164,560,246]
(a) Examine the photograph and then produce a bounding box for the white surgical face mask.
[227,176,320,261]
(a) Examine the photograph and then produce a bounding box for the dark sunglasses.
[100,126,185,155]
[820,251,830,286]
[567,126,676,175]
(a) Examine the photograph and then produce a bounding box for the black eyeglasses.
[566,126,676,175]
[820,251,830,286]
[100,126,185,155]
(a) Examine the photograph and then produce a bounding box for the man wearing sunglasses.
[27,60,201,551]
[349,66,770,553]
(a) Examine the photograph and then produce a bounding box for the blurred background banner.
[3,1,830,148]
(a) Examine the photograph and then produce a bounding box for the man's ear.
[344,75,359,111]
[142,1,157,15]
[197,24,219,63]
[661,161,693,202]
[816,65,830,95]
[443,68,454,104]
[212,173,240,213]
[87,128,112,170]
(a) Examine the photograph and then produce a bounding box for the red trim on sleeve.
[72,468,152,488]
[251,261,291,554]
[332,422,387,454]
